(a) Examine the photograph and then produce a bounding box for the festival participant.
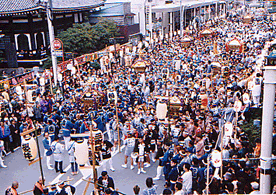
[141,177,157,195]
[98,171,115,194]
[55,181,76,195]
[122,132,136,168]
[42,132,54,170]
[133,185,140,195]
[0,120,11,153]
[0,140,7,168]
[101,140,115,172]
[9,118,20,151]
[33,177,44,195]
[166,159,179,192]
[51,137,66,173]
[174,182,184,195]
[5,181,19,195]
[134,136,146,175]
[67,137,78,175]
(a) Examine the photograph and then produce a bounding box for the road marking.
[50,165,71,185]
[72,145,125,187]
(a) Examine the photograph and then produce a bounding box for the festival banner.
[9,71,34,87]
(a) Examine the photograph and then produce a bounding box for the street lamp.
[260,50,276,194]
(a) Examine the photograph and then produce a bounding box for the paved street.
[0,137,165,194]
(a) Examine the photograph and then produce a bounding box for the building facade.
[0,0,104,68]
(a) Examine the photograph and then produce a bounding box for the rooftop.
[0,0,39,13]
[0,0,104,15]
[90,2,133,17]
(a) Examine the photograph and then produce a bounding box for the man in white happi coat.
[51,137,66,173]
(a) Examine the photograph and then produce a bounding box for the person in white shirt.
[68,138,78,175]
[122,133,136,170]
[252,75,262,107]
[181,163,192,194]
[51,137,66,173]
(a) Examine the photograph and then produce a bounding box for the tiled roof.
[52,0,103,10]
[0,0,104,14]
[0,0,38,13]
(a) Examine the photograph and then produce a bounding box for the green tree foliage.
[57,19,119,55]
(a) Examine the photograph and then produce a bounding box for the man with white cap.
[249,181,260,194]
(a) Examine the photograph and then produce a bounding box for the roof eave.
[52,2,104,13]
[0,6,45,17]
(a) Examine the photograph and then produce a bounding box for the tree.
[57,19,119,55]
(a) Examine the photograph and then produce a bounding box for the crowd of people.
[2,5,276,195]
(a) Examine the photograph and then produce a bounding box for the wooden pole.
[112,80,121,153]
[23,79,28,104]
[206,155,210,195]
[49,73,53,95]
[82,177,92,195]
[115,103,120,153]
[18,178,73,195]
[34,125,45,186]
[89,121,98,192]
[220,125,223,180]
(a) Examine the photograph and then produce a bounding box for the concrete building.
[106,0,227,37]
[89,2,135,26]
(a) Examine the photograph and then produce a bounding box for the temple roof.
[51,0,104,13]
[0,0,39,13]
[0,0,104,16]
[52,0,103,11]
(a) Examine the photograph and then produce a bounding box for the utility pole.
[260,63,276,193]
[180,0,183,37]
[148,0,153,39]
[46,0,58,86]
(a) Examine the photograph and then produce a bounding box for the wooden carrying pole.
[82,122,98,195]
[112,81,121,153]
[18,178,73,195]
[206,155,210,195]
[115,96,121,153]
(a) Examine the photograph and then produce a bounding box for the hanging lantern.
[15,85,23,95]
[26,90,33,103]
[200,92,208,110]
[224,122,233,137]
[4,83,9,89]
[75,139,89,166]
[71,66,76,75]
[211,150,222,168]
[21,135,38,161]
[40,77,45,86]
[156,101,167,120]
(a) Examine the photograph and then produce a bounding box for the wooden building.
[0,0,104,68]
